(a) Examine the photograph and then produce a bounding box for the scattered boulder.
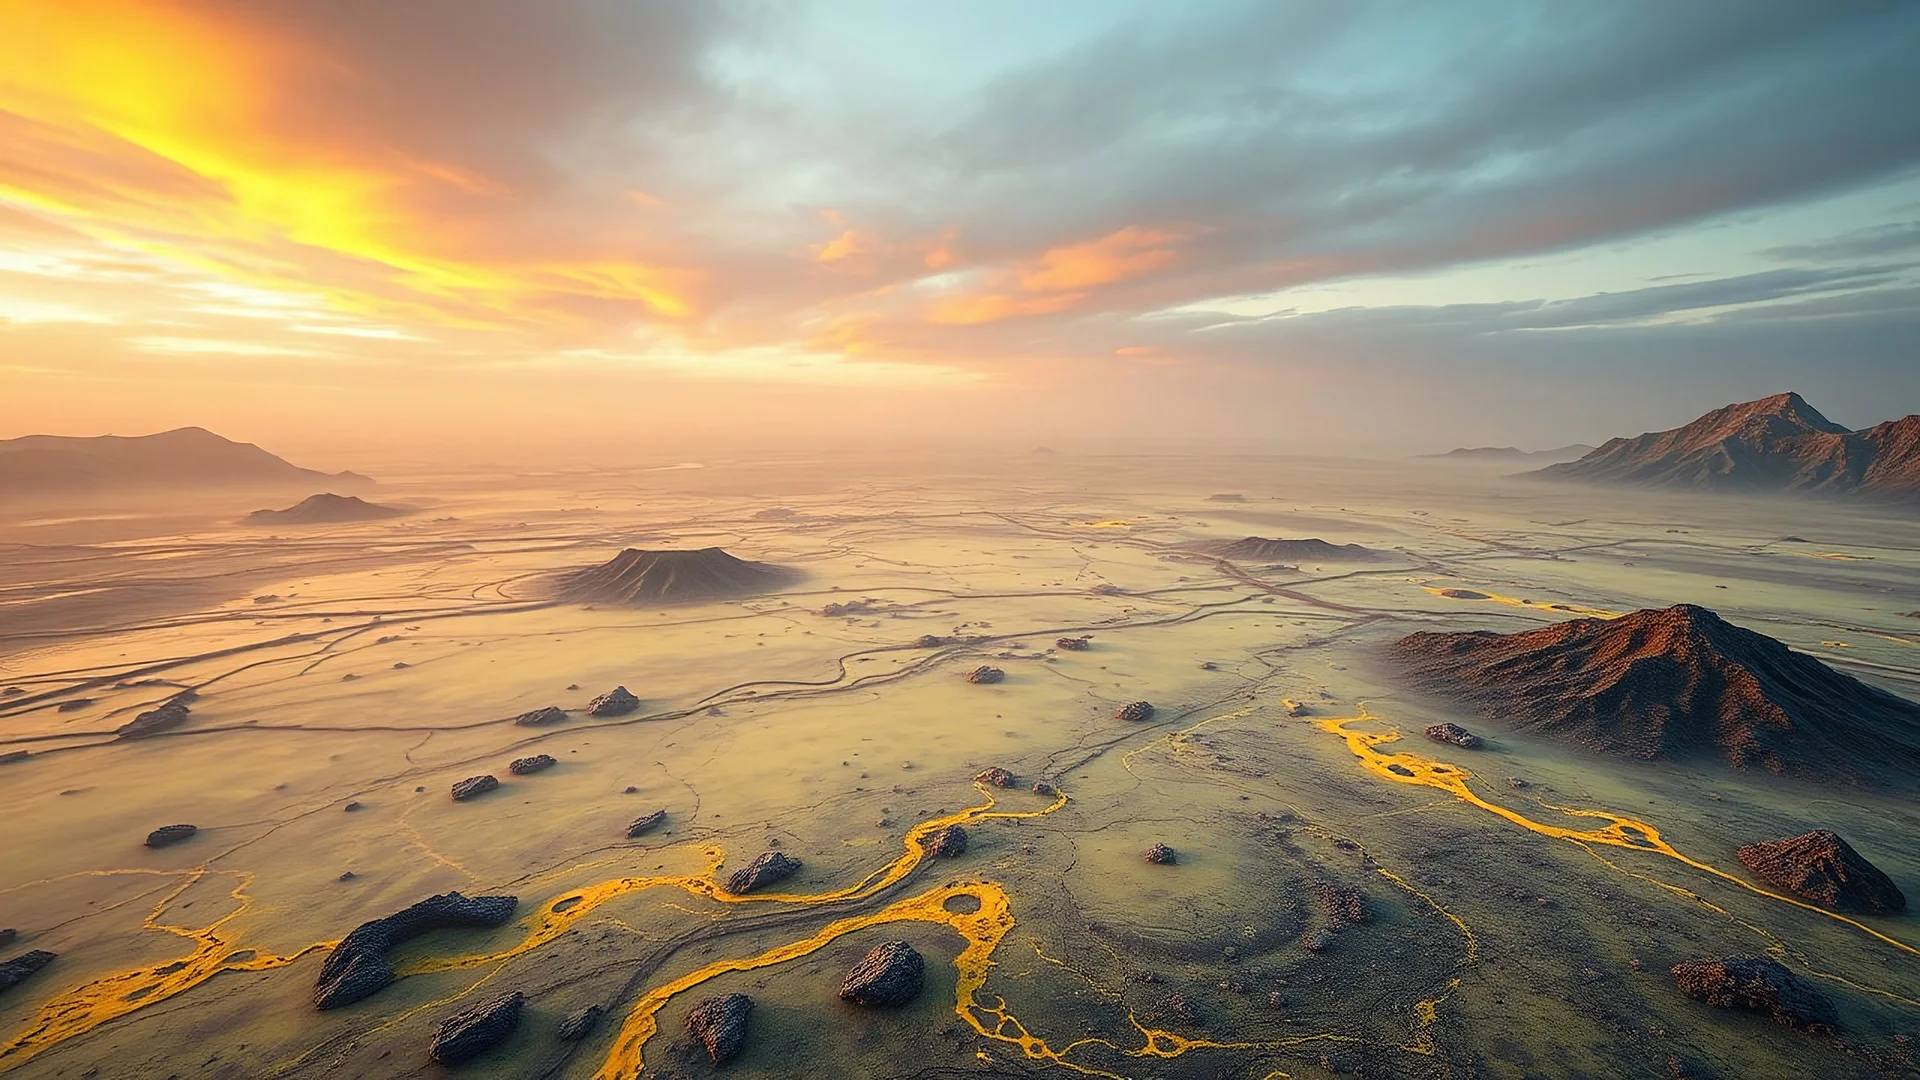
[1055,636,1091,651]
[0,950,56,996]
[626,810,667,838]
[427,990,524,1066]
[508,754,556,776]
[925,824,968,858]
[587,686,640,716]
[965,666,1004,685]
[1736,830,1906,914]
[686,992,754,1062]
[145,824,197,848]
[1115,701,1156,722]
[1145,843,1176,864]
[313,891,518,1009]
[1031,781,1060,797]
[115,698,192,739]
[726,851,802,894]
[451,775,499,801]
[1671,958,1836,1033]
[840,941,925,1006]
[557,1004,604,1042]
[974,767,1017,788]
[1425,723,1484,749]
[343,801,364,812]
[512,706,568,726]
[915,634,953,648]
[56,699,94,712]
[821,599,885,617]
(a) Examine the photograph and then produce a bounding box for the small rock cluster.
[1424,722,1483,749]
[686,992,754,1062]
[1144,842,1176,864]
[587,686,640,717]
[626,809,667,838]
[726,851,803,894]
[965,666,1005,684]
[509,754,556,776]
[0,949,56,996]
[1115,701,1156,722]
[512,706,568,726]
[1055,636,1091,651]
[925,824,969,858]
[974,767,1017,788]
[145,824,198,848]
[427,991,524,1065]
[116,693,196,739]
[840,941,924,1006]
[451,775,499,801]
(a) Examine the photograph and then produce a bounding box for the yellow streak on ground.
[1374,867,1478,1054]
[1317,712,1919,959]
[1074,521,1132,528]
[1420,585,1619,619]
[1806,553,1873,561]
[0,870,331,1067]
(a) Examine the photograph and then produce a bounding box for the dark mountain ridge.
[0,427,369,497]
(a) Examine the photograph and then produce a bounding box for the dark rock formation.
[1436,588,1489,600]
[0,426,370,498]
[1115,701,1156,722]
[116,697,192,739]
[343,801,364,812]
[512,706,568,726]
[1312,881,1368,924]
[1671,958,1836,1032]
[821,598,885,617]
[0,929,13,947]
[626,810,667,838]
[508,754,556,776]
[725,851,802,894]
[587,686,640,717]
[450,775,499,801]
[1145,842,1176,864]
[145,824,197,848]
[427,991,524,1066]
[557,1004,604,1042]
[1425,722,1483,749]
[1736,830,1906,914]
[925,824,968,857]
[248,493,407,525]
[313,891,518,1009]
[965,665,1005,684]
[1032,781,1060,797]
[974,767,1016,788]
[1389,604,1920,780]
[1055,636,1091,651]
[0,950,56,996]
[0,750,28,765]
[686,993,754,1062]
[551,547,799,606]
[840,941,925,1006]
[1534,392,1920,501]
[56,698,93,712]
[915,634,953,648]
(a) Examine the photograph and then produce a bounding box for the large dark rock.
[116,698,192,739]
[1671,957,1836,1033]
[1736,830,1906,914]
[450,775,499,801]
[512,706,568,726]
[0,950,56,996]
[1424,723,1483,749]
[427,990,524,1066]
[556,1003,604,1042]
[685,992,754,1062]
[508,754,556,776]
[974,767,1017,788]
[840,941,925,1006]
[725,851,802,894]
[965,666,1004,685]
[626,809,667,838]
[925,824,968,858]
[1115,701,1155,722]
[145,824,197,848]
[587,686,640,717]
[313,891,518,1009]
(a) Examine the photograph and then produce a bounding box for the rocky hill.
[550,547,799,605]
[0,427,369,498]
[246,494,407,525]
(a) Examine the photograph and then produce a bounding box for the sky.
[2,0,1918,463]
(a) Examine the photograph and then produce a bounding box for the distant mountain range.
[1534,392,1920,500]
[1420,444,1594,464]
[246,493,406,525]
[0,427,369,498]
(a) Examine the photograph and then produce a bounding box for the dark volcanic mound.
[1736,830,1906,914]
[313,891,517,1009]
[1671,958,1835,1033]
[247,493,407,525]
[550,547,799,606]
[1196,536,1381,562]
[1390,604,1920,781]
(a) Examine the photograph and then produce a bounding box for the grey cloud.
[1764,221,1920,262]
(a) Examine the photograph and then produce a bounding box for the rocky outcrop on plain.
[116,697,193,739]
[1424,722,1483,749]
[1390,604,1920,780]
[145,824,197,848]
[686,992,754,1062]
[626,809,667,838]
[0,950,56,996]
[1115,701,1156,722]
[965,665,1004,684]
[587,686,640,717]
[840,941,925,1006]
[248,493,407,525]
[451,775,499,801]
[508,754,556,776]
[725,851,802,894]
[512,706,568,726]
[313,891,518,1009]
[975,767,1016,788]
[1736,830,1906,914]
[556,1004,603,1041]
[1312,881,1369,924]
[550,547,799,606]
[427,991,524,1065]
[1145,843,1176,864]
[925,824,968,858]
[1671,958,1836,1032]
[1055,636,1091,651]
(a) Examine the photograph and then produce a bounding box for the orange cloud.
[1019,226,1190,292]
[812,229,865,263]
[927,290,1085,326]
